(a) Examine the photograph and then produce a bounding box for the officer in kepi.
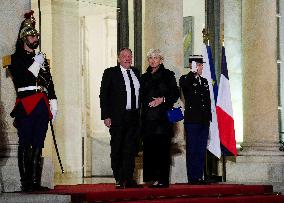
[8,10,58,192]
[179,55,211,185]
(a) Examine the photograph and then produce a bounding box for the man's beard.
[26,41,39,49]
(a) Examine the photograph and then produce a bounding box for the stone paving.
[0,193,71,203]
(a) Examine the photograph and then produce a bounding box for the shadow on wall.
[0,102,9,156]
[0,66,10,158]
[171,122,184,156]
[0,86,10,192]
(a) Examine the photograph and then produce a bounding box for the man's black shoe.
[125,180,143,188]
[148,181,169,188]
[205,175,222,183]
[115,181,125,189]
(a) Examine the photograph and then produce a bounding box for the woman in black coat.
[141,48,179,188]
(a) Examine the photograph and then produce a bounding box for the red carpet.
[46,183,284,203]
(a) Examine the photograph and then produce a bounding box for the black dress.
[141,64,179,184]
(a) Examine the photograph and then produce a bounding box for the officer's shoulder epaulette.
[2,55,11,68]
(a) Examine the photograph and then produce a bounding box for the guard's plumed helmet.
[19,10,39,43]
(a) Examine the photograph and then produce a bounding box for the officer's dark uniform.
[8,11,56,192]
[179,59,211,184]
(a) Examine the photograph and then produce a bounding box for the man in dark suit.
[100,48,142,189]
[179,55,211,185]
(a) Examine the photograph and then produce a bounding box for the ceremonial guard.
[8,11,58,192]
[179,55,211,184]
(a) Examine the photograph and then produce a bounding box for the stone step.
[0,193,71,203]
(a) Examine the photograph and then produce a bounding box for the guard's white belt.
[17,86,46,92]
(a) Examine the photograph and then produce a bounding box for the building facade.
[0,0,284,193]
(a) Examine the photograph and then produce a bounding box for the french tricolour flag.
[216,46,237,156]
[202,44,221,158]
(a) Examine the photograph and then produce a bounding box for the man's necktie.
[127,70,136,110]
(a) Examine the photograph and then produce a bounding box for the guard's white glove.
[190,61,197,73]
[34,52,45,65]
[49,99,58,123]
[28,52,45,77]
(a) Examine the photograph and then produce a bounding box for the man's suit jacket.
[100,65,140,126]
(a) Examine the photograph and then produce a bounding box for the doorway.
[30,0,140,181]
[79,1,118,177]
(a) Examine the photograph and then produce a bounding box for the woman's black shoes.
[115,180,143,189]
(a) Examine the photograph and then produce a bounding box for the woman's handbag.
[167,106,184,123]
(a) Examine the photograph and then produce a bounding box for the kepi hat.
[188,55,205,64]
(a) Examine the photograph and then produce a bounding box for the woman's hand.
[148,97,164,107]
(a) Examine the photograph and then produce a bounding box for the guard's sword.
[50,122,65,174]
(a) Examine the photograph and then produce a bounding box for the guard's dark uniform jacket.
[179,71,211,125]
[8,47,56,119]
[180,71,212,183]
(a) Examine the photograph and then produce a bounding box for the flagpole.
[221,68,226,180]
[222,155,226,182]
[218,39,238,180]
[202,28,210,180]
[221,38,226,182]
[202,28,223,183]
[202,28,209,45]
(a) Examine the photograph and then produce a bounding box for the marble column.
[226,0,284,193]
[279,0,284,143]
[144,0,186,183]
[52,0,82,178]
[224,0,243,143]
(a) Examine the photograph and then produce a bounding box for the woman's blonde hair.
[146,48,164,60]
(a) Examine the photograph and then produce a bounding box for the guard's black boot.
[18,145,33,192]
[31,148,49,191]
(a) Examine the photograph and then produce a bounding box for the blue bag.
[167,107,184,123]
